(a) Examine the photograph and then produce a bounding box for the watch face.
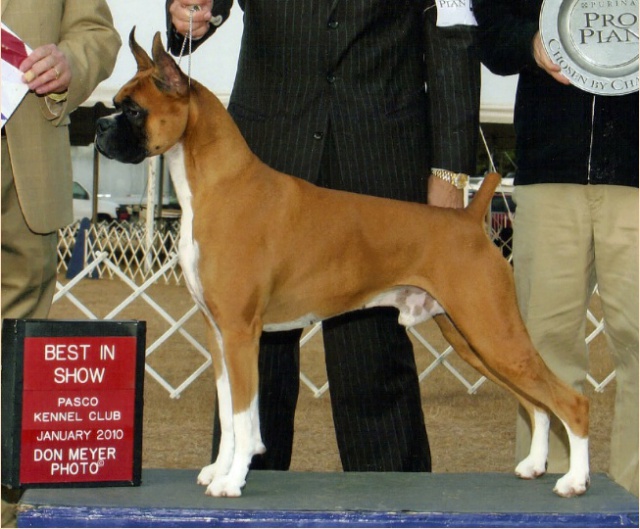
[540,0,638,95]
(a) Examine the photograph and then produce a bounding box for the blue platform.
[18,470,639,527]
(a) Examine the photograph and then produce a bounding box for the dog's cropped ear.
[129,27,153,72]
[151,32,189,97]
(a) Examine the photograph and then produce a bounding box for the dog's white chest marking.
[164,145,209,317]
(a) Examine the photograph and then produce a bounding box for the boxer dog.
[96,31,590,498]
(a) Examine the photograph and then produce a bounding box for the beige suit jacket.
[2,0,121,233]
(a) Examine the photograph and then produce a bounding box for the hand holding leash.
[170,0,213,39]
[175,3,203,85]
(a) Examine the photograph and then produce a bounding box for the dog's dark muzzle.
[94,114,147,164]
[94,115,119,159]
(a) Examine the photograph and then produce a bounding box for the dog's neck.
[179,81,258,192]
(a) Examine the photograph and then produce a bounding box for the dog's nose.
[96,118,110,134]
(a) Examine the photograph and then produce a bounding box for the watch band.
[431,168,469,189]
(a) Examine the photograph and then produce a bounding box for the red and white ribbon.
[1,23,31,127]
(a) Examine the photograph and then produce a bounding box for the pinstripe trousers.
[212,130,431,472]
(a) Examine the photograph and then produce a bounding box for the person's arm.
[474,0,569,85]
[20,0,121,125]
[473,0,539,76]
[423,5,480,208]
[166,0,233,56]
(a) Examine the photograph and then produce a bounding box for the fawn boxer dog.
[96,31,590,498]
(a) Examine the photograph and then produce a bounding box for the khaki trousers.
[2,136,59,526]
[1,136,58,320]
[512,183,639,496]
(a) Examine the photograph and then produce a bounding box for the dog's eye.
[126,108,141,119]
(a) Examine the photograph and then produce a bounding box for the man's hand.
[169,0,214,39]
[532,31,570,86]
[20,44,71,96]
[427,175,464,209]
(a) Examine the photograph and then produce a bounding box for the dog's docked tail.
[465,172,502,225]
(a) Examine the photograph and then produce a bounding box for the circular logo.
[540,0,639,95]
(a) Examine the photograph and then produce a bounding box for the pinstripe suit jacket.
[168,0,479,203]
[2,0,120,233]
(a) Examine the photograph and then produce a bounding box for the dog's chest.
[164,145,207,311]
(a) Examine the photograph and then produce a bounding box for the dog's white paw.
[515,455,546,479]
[205,476,245,498]
[197,464,218,486]
[553,472,590,498]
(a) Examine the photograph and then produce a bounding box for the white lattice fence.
[58,220,183,284]
[56,215,614,398]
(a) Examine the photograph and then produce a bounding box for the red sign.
[19,335,140,484]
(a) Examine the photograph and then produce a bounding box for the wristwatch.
[431,168,469,189]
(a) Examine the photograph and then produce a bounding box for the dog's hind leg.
[205,324,266,497]
[434,312,589,497]
[514,408,550,480]
[434,314,550,479]
[476,333,589,497]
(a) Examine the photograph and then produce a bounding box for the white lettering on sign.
[34,448,63,462]
[20,334,140,485]
[100,344,116,361]
[50,462,103,476]
[53,366,105,384]
[88,410,121,421]
[33,411,83,422]
[57,396,99,407]
[36,430,92,442]
[44,344,91,362]
[68,446,116,462]
[97,429,125,441]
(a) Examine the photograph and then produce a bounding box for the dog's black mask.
[95,99,148,164]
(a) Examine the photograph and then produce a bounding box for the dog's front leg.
[197,321,235,487]
[207,392,262,497]
[197,359,235,487]
[205,328,265,497]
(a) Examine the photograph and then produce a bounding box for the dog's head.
[95,29,190,164]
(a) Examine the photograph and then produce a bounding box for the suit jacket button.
[327,20,339,29]
[326,74,336,83]
[313,132,324,140]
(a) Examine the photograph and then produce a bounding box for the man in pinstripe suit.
[167,0,480,472]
